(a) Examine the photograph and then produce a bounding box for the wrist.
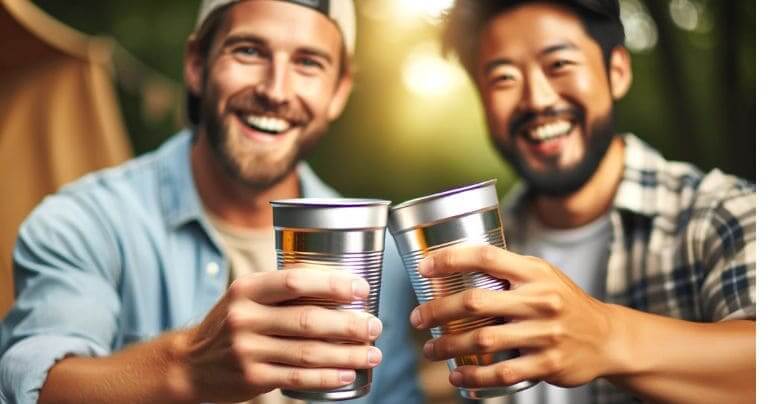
[164,329,198,403]
[602,303,640,377]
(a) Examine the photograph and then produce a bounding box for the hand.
[171,268,383,403]
[409,245,620,389]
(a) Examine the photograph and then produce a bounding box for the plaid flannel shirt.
[500,134,756,404]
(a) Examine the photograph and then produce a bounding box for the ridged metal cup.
[388,180,537,399]
[271,198,390,401]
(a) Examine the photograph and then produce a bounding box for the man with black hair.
[0,1,422,403]
[408,1,756,403]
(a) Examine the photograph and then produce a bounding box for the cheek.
[483,90,518,136]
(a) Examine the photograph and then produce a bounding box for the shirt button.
[206,262,220,277]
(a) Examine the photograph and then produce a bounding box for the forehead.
[222,0,342,55]
[478,3,595,63]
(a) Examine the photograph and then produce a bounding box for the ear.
[327,70,354,121]
[608,46,632,100]
[184,37,205,96]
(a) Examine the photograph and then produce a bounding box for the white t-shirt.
[493,213,612,404]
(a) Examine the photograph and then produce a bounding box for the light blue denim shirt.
[0,130,423,404]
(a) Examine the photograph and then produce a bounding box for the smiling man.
[0,1,421,403]
[406,1,756,403]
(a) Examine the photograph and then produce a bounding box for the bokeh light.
[401,41,466,98]
[620,0,659,53]
[669,0,702,31]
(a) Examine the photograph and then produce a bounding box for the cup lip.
[271,198,391,208]
[391,179,497,211]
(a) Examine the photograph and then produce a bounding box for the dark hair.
[185,4,352,127]
[442,0,625,73]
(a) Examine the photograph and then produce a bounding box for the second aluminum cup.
[271,198,390,401]
[388,180,537,399]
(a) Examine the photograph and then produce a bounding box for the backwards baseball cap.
[195,0,356,55]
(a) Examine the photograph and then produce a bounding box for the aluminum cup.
[388,180,537,399]
[271,198,390,401]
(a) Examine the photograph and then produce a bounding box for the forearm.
[606,304,755,404]
[39,331,193,404]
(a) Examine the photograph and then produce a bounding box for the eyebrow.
[482,41,580,75]
[538,41,579,57]
[221,33,334,64]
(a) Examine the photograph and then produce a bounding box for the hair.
[185,3,352,127]
[442,0,625,73]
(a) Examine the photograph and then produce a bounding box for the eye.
[294,56,327,74]
[488,72,517,89]
[232,46,267,62]
[550,59,575,71]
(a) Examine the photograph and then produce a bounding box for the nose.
[261,55,293,104]
[520,68,558,112]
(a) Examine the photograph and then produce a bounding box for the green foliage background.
[33,0,756,203]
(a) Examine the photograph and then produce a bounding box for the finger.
[449,352,551,388]
[229,268,370,304]
[420,244,546,282]
[245,363,358,391]
[239,335,382,369]
[423,321,557,361]
[411,287,551,330]
[252,305,382,342]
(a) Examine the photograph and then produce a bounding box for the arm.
[410,244,754,404]
[37,268,383,404]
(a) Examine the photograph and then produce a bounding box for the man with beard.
[0,1,422,403]
[407,1,756,403]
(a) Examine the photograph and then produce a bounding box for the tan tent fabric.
[0,0,132,316]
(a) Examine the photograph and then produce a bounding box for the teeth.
[244,115,290,133]
[528,121,573,141]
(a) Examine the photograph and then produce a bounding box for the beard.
[200,85,323,191]
[494,104,616,197]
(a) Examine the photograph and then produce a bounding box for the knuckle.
[547,323,565,344]
[473,328,496,352]
[478,245,498,266]
[243,363,266,387]
[495,364,517,385]
[297,343,315,366]
[287,368,303,386]
[543,350,564,373]
[543,293,565,315]
[283,270,303,294]
[328,274,347,298]
[463,289,487,314]
[298,307,317,334]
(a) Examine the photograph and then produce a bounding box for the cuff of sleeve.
[0,335,108,404]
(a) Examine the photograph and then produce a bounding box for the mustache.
[226,87,310,125]
[507,105,585,136]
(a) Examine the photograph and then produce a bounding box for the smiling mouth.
[237,113,293,135]
[523,120,574,144]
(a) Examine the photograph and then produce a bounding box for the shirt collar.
[157,130,339,229]
[501,133,666,220]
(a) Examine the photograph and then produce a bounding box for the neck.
[532,135,625,229]
[190,132,301,230]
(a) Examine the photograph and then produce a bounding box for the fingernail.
[449,371,464,386]
[368,317,382,339]
[352,279,369,300]
[368,347,382,365]
[423,341,434,359]
[410,309,422,328]
[340,370,356,384]
[420,257,434,276]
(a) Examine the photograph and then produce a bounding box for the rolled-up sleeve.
[0,191,122,403]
